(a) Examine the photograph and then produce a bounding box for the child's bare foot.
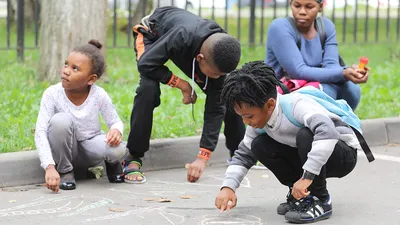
[124,161,146,184]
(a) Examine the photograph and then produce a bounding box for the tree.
[120,0,153,32]
[38,0,108,82]
[131,0,153,25]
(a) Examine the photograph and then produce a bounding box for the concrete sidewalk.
[0,145,399,225]
[0,117,399,188]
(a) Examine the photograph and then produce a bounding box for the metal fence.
[1,0,400,61]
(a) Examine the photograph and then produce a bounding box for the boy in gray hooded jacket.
[215,61,369,224]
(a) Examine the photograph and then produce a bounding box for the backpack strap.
[315,17,326,48]
[279,94,303,127]
[287,16,326,49]
[287,17,301,49]
[278,81,291,94]
[349,127,375,162]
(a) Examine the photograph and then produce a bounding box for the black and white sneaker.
[277,189,304,215]
[284,195,332,224]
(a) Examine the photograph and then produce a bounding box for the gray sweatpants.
[47,113,127,174]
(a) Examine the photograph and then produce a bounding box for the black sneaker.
[59,171,76,190]
[277,189,303,215]
[105,161,124,183]
[284,195,332,224]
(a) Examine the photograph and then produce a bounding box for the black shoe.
[277,188,303,215]
[105,161,124,183]
[59,171,76,190]
[284,195,332,224]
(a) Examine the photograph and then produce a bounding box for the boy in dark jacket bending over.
[124,6,245,184]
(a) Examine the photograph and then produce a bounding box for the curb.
[1,117,399,188]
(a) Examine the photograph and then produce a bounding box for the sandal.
[123,160,146,184]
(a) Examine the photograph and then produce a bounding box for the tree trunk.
[131,0,153,26]
[120,0,153,33]
[38,0,108,82]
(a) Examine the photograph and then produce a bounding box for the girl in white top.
[35,40,127,192]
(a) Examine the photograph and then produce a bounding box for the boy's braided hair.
[221,61,280,111]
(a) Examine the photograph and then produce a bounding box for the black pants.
[126,75,244,159]
[251,128,357,200]
[126,23,244,160]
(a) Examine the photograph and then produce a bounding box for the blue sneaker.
[284,195,332,223]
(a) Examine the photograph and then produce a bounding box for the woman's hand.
[343,65,370,84]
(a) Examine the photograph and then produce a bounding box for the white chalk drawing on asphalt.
[153,175,251,188]
[0,195,113,218]
[159,212,185,225]
[0,201,80,217]
[200,214,263,225]
[109,187,210,197]
[0,195,79,213]
[32,196,45,202]
[84,206,185,225]
[59,198,114,217]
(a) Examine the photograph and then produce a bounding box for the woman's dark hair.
[73,39,106,78]
[221,61,281,111]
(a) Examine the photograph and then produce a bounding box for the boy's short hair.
[210,35,241,73]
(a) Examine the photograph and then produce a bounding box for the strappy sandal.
[123,160,146,184]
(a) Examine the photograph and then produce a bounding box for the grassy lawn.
[0,15,399,153]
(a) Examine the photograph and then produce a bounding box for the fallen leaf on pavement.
[143,198,159,202]
[157,198,172,203]
[143,197,172,203]
[109,208,124,212]
[387,143,400,147]
[2,188,27,192]
[180,195,198,199]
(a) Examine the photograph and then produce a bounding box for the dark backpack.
[286,17,346,67]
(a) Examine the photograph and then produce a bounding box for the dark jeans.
[126,75,244,159]
[251,128,357,200]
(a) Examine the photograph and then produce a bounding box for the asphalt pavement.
[0,145,399,225]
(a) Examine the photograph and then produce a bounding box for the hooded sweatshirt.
[137,6,232,152]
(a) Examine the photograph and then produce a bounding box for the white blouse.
[34,83,124,169]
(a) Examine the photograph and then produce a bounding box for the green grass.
[1,43,399,153]
[0,14,399,153]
